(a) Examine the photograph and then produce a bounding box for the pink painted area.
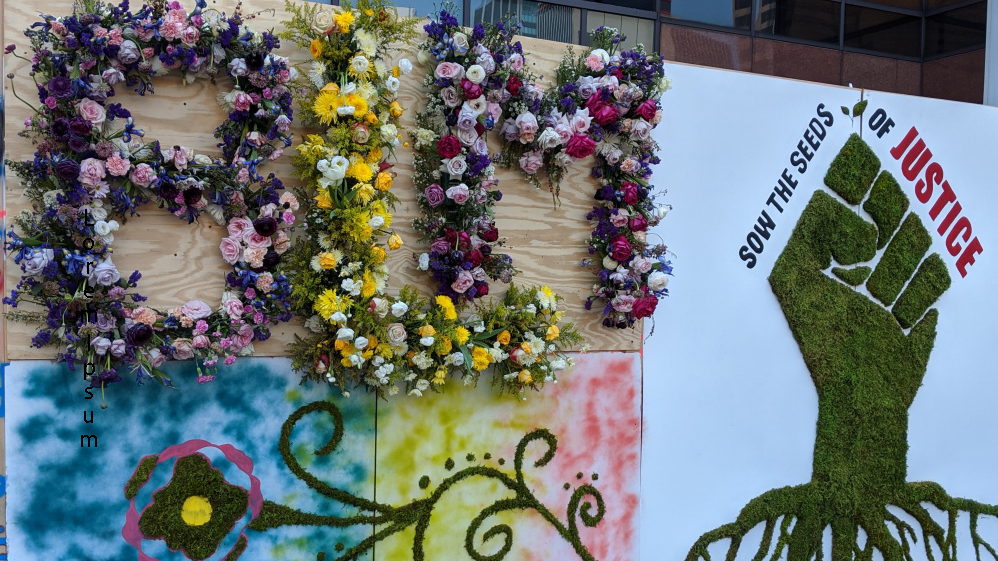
[121,439,264,561]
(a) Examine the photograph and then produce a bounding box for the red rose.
[593,104,620,126]
[444,227,458,245]
[565,134,596,159]
[457,231,472,250]
[629,214,648,231]
[609,235,632,262]
[506,75,522,95]
[611,68,624,80]
[475,282,489,297]
[585,94,604,113]
[480,226,499,242]
[635,99,657,121]
[632,296,657,319]
[467,249,483,267]
[621,182,639,206]
[460,78,482,100]
[437,135,462,159]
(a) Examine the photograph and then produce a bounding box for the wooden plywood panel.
[2,0,643,361]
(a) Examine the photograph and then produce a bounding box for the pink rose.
[609,235,632,262]
[386,323,407,345]
[515,113,538,135]
[621,182,639,205]
[632,296,658,319]
[629,215,648,231]
[181,300,213,320]
[631,257,653,274]
[487,101,502,122]
[227,217,254,238]
[518,151,543,174]
[509,347,528,365]
[508,53,523,71]
[434,62,464,80]
[233,92,253,112]
[232,324,254,350]
[78,158,106,186]
[565,134,596,159]
[243,230,272,249]
[219,236,242,264]
[441,86,461,108]
[630,120,652,142]
[585,53,605,71]
[571,108,593,134]
[612,295,636,313]
[173,148,189,170]
[611,211,629,227]
[172,338,195,360]
[635,99,657,121]
[223,298,244,319]
[105,153,130,176]
[620,158,639,174]
[148,348,166,367]
[446,183,470,205]
[77,98,107,126]
[593,104,620,126]
[192,334,211,349]
[424,184,446,207]
[451,270,475,294]
[129,163,156,187]
[460,78,482,101]
[554,122,573,144]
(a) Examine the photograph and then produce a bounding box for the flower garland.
[555,27,674,329]
[3,0,296,398]
[495,45,598,204]
[409,8,519,303]
[282,2,583,398]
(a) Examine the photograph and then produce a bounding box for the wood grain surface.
[2,0,645,361]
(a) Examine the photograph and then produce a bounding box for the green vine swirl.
[246,400,605,561]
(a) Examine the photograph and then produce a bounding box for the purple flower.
[47,76,73,98]
[55,159,80,180]
[182,186,202,206]
[126,323,153,346]
[253,217,278,237]
[424,183,445,207]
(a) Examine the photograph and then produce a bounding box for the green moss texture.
[863,171,909,249]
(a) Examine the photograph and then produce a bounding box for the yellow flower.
[388,233,403,250]
[518,370,533,384]
[312,90,341,125]
[314,190,333,210]
[496,330,511,345]
[361,271,377,298]
[321,82,340,93]
[344,93,368,117]
[471,347,491,371]
[370,246,387,264]
[318,252,339,269]
[315,289,345,319]
[346,161,373,183]
[362,349,374,360]
[354,182,375,204]
[392,65,401,78]
[546,325,560,341]
[365,146,383,163]
[310,38,324,59]
[376,343,393,358]
[340,356,353,367]
[389,101,404,118]
[365,9,374,16]
[333,11,355,31]
[438,337,453,355]
[432,367,446,385]
[454,326,470,345]
[418,324,436,337]
[375,171,393,191]
[521,342,532,355]
[334,339,347,351]
[339,343,357,357]
[365,336,378,350]
[364,111,378,125]
[435,295,457,320]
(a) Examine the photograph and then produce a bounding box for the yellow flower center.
[180,495,212,526]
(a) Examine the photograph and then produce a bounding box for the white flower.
[309,61,327,90]
[354,29,378,56]
[368,215,385,229]
[354,336,369,350]
[602,255,619,270]
[417,253,430,271]
[416,379,430,391]
[385,76,400,92]
[524,304,537,315]
[351,55,370,75]
[408,389,423,397]
[420,336,435,346]
[648,271,670,291]
[304,315,324,333]
[391,302,409,317]
[452,32,469,51]
[381,124,399,145]
[398,58,413,74]
[331,311,347,324]
[338,105,357,116]
[342,82,357,95]
[590,48,610,63]
[445,352,465,367]
[412,352,433,370]
[465,64,486,84]
[336,327,355,341]
[550,358,567,371]
[467,97,487,115]
[389,385,400,396]
[341,278,361,296]
[537,128,561,150]
[417,49,429,65]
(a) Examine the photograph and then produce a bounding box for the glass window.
[860,0,922,9]
[844,5,921,57]
[395,0,462,20]
[925,1,987,56]
[927,0,971,8]
[587,12,657,50]
[756,0,841,45]
[662,0,751,29]
[471,0,582,43]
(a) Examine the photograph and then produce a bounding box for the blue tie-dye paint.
[5,358,378,561]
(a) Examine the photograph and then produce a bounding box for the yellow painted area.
[180,496,212,526]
